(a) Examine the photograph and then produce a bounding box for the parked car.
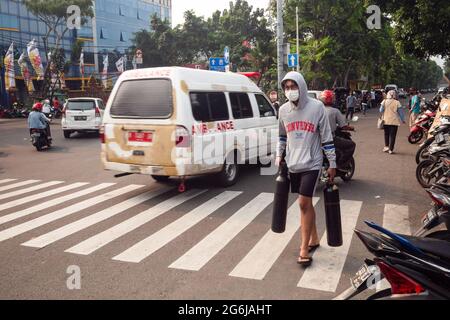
[101,67,278,187]
[438,86,448,95]
[308,90,322,100]
[385,84,398,93]
[61,97,105,138]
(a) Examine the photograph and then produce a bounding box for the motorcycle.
[322,127,356,182]
[30,127,52,151]
[414,181,450,240]
[416,137,450,188]
[415,120,450,164]
[408,109,436,144]
[335,221,450,300]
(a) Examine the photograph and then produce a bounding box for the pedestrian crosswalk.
[0,177,418,293]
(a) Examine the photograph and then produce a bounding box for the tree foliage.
[131,0,443,91]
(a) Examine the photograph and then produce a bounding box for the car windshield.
[67,101,95,110]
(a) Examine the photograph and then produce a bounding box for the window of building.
[120,31,128,42]
[20,18,29,32]
[229,93,253,119]
[190,92,229,122]
[255,94,275,117]
[0,13,19,29]
[100,27,108,39]
[29,19,38,32]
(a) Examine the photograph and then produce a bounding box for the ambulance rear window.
[110,79,173,118]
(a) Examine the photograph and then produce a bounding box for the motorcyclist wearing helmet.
[28,102,52,139]
[321,90,355,168]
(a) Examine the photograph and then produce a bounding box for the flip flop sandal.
[308,244,320,253]
[297,256,313,267]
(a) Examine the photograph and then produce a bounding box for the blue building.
[0,0,171,100]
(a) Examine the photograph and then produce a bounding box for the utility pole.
[296,6,299,72]
[276,0,284,93]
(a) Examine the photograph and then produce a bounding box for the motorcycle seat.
[401,235,450,260]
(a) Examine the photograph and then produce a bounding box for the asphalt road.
[0,101,432,300]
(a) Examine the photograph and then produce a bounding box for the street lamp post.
[276,0,284,94]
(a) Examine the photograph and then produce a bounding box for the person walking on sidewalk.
[346,92,357,121]
[409,88,421,127]
[276,71,337,267]
[380,90,406,154]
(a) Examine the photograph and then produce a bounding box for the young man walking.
[276,72,336,267]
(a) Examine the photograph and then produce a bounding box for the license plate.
[128,131,153,143]
[350,264,374,289]
[74,116,87,121]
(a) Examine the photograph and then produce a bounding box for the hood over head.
[281,71,310,109]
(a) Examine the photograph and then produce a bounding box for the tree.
[23,0,94,98]
[375,0,450,58]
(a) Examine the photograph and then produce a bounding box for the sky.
[171,0,445,69]
[171,0,271,27]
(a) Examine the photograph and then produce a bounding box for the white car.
[61,98,105,139]
[308,90,322,100]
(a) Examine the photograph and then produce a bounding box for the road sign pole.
[296,6,300,72]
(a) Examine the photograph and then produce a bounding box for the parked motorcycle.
[408,109,436,144]
[416,121,450,164]
[416,136,450,188]
[335,221,450,300]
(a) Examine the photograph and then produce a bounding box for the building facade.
[0,0,171,101]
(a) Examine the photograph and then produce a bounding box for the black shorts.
[289,170,320,197]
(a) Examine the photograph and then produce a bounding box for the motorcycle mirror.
[351,116,359,122]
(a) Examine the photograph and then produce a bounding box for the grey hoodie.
[276,72,336,172]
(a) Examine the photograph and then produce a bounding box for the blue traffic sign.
[224,47,230,64]
[288,53,298,68]
[209,57,226,71]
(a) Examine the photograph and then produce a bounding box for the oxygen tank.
[271,160,290,233]
[323,182,343,246]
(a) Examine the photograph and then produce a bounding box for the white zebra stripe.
[113,191,242,263]
[66,189,207,256]
[0,184,143,242]
[0,179,17,185]
[169,193,273,271]
[0,183,115,225]
[229,197,320,280]
[22,186,173,248]
[0,181,64,201]
[0,182,88,212]
[0,180,40,192]
[297,200,363,292]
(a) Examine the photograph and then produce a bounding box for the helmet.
[320,90,334,106]
[32,102,43,111]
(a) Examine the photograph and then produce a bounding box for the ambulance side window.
[190,92,229,122]
[229,93,253,119]
[255,94,275,117]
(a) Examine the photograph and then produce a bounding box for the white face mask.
[285,89,299,102]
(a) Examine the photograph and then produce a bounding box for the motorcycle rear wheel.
[340,157,355,182]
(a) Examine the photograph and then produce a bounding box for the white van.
[62,97,105,138]
[101,67,278,186]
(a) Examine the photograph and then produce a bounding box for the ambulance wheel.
[218,152,240,187]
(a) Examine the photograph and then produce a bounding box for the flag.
[27,39,44,80]
[132,56,137,70]
[102,54,109,88]
[115,57,124,73]
[79,49,84,76]
[4,43,15,90]
[18,52,34,92]
[122,55,127,72]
